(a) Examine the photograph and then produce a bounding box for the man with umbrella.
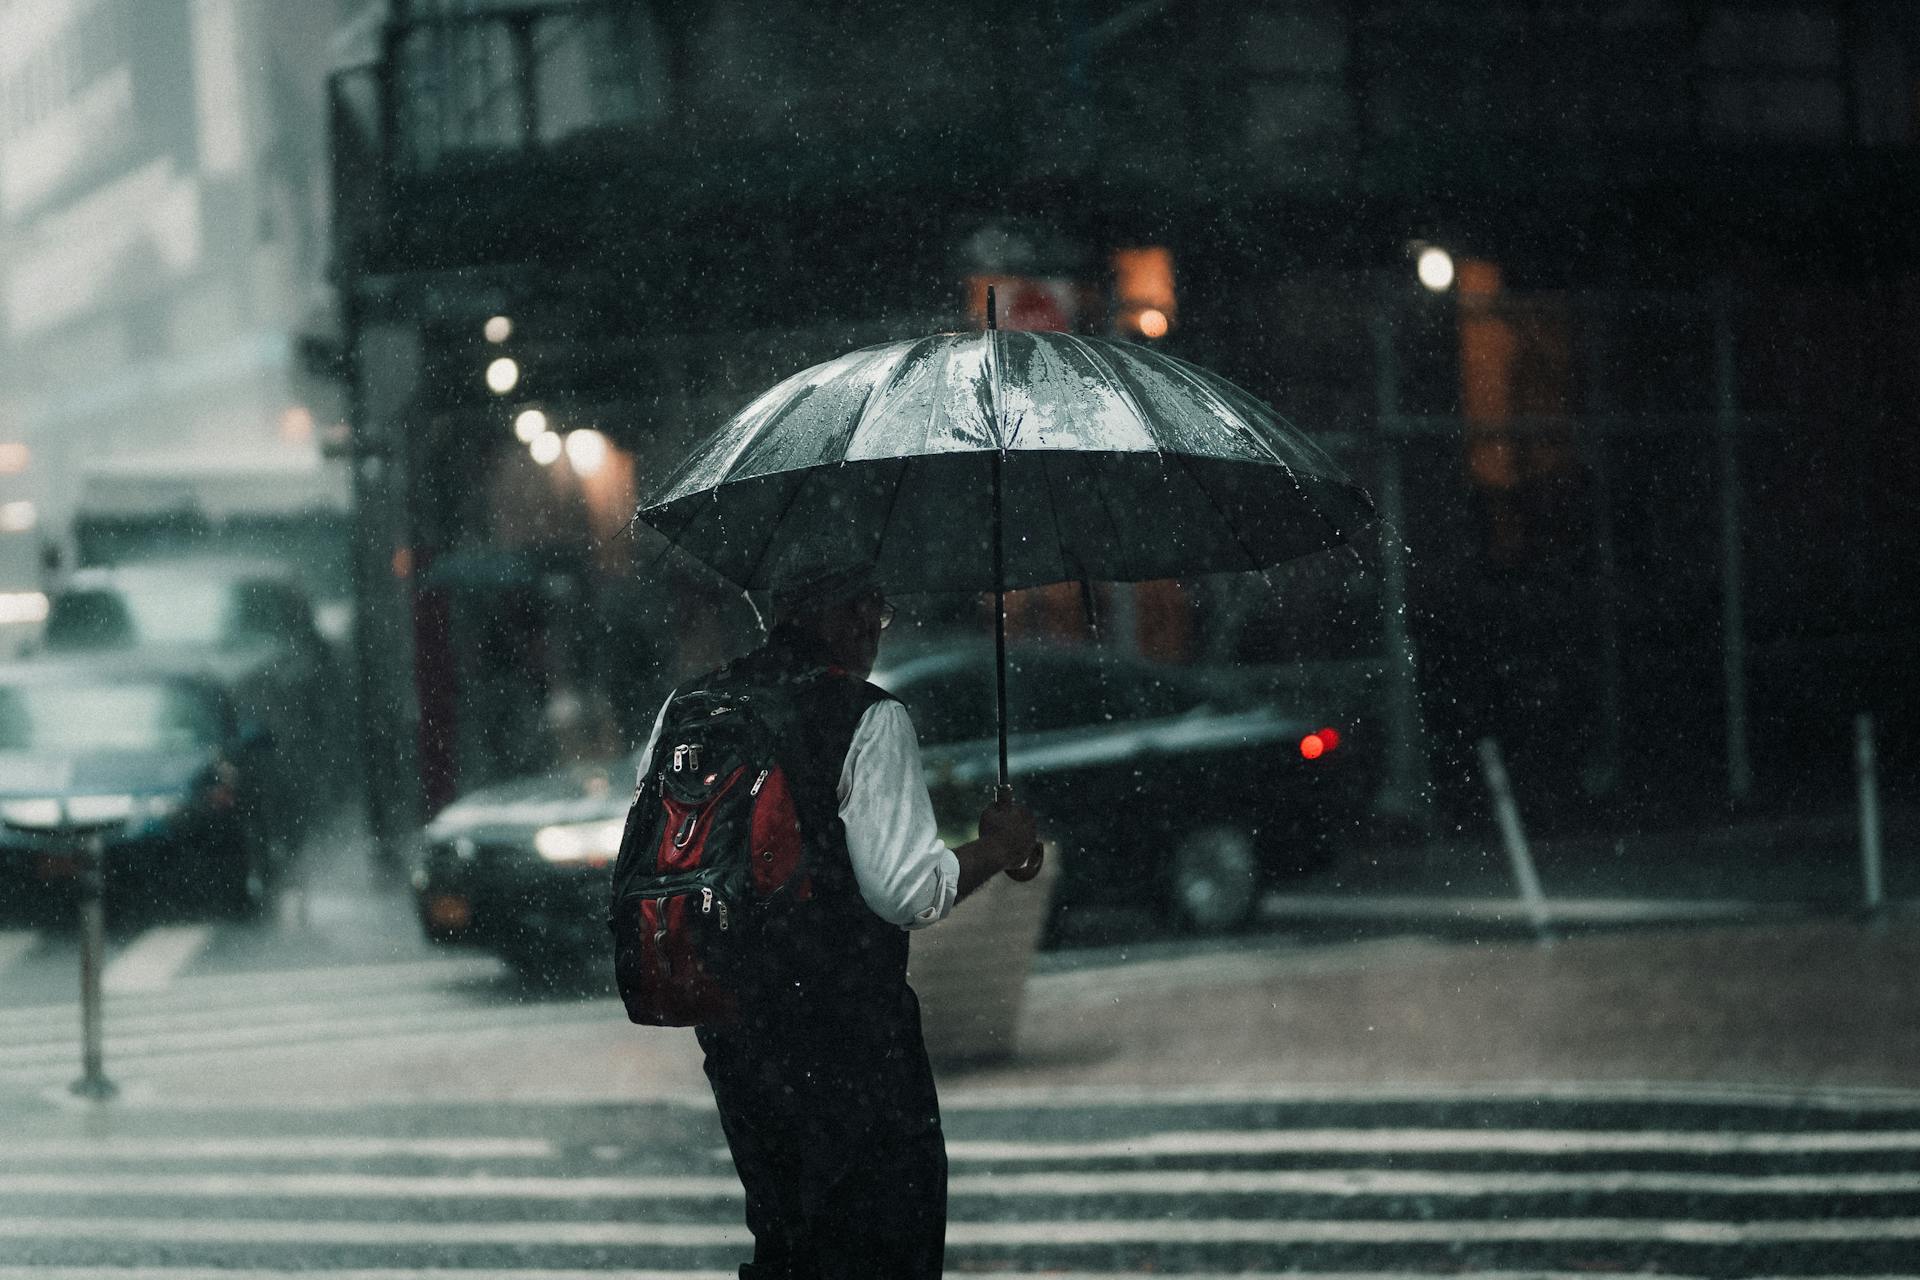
[631,552,1042,1278]
[630,301,1372,1275]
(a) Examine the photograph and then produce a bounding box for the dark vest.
[694,641,910,1018]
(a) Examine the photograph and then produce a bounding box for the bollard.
[1476,737,1553,944]
[1857,713,1884,915]
[69,806,116,1102]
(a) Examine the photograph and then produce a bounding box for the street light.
[1417,246,1455,292]
[564,429,608,476]
[530,430,562,466]
[485,357,520,395]
[513,408,548,443]
[484,315,513,344]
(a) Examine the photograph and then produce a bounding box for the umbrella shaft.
[992,448,1009,791]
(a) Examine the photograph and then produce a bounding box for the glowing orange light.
[1300,733,1326,760]
[392,547,415,579]
[427,895,473,930]
[1317,726,1341,751]
[0,444,30,474]
[1137,308,1169,339]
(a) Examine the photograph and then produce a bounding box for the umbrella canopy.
[637,330,1373,595]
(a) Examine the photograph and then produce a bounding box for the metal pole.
[986,286,1010,795]
[1476,737,1552,944]
[70,807,115,1101]
[1370,299,1433,827]
[1858,712,1884,914]
[1713,289,1754,804]
[1582,310,1623,797]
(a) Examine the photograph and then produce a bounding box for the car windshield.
[44,580,235,649]
[0,681,223,753]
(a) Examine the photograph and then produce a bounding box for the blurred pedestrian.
[629,559,1041,1278]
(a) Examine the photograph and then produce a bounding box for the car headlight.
[139,794,184,820]
[0,795,139,828]
[532,818,625,865]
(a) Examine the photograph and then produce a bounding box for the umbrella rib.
[1035,450,1082,584]
[869,455,912,576]
[1056,332,1166,456]
[739,466,819,591]
[1151,353,1356,542]
[1079,452,1136,582]
[1166,448,1272,576]
[844,339,928,460]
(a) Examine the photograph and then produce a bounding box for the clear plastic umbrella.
[636,293,1376,795]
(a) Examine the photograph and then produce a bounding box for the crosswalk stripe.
[0,1273,740,1280]
[6,1214,1920,1246]
[101,926,213,995]
[0,1002,611,1082]
[0,955,507,1033]
[3,1167,1920,1199]
[0,979,536,1047]
[946,1128,1920,1159]
[0,951,506,1028]
[1,1138,557,1161]
[0,929,34,978]
[0,1274,1903,1280]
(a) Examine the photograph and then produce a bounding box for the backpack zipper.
[750,768,770,796]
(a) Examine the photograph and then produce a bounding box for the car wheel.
[1167,825,1261,934]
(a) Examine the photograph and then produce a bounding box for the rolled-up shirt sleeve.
[837,700,960,929]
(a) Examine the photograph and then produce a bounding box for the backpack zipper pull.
[701,887,713,915]
[717,896,729,931]
[750,768,769,796]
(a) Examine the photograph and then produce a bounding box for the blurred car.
[37,558,346,816]
[874,643,1367,935]
[414,641,1365,967]
[412,757,629,974]
[0,659,281,917]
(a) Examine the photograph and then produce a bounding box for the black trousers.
[696,984,947,1279]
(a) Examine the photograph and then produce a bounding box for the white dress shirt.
[635,697,960,930]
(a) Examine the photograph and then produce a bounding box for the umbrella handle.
[995,782,1045,882]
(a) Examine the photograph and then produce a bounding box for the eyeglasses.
[875,598,896,630]
[855,592,895,630]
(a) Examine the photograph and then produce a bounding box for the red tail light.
[1300,727,1341,760]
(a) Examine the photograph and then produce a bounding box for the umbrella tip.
[987,284,997,331]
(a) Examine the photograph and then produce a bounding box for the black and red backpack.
[607,680,816,1027]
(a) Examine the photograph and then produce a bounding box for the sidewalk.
[948,903,1920,1099]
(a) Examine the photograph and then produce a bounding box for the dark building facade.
[327,0,1920,847]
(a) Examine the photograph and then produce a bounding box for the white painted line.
[0,929,35,978]
[940,1078,1920,1112]
[0,1273,739,1280]
[4,1167,1920,1200]
[0,981,543,1047]
[945,1216,1920,1246]
[0,955,510,1034]
[102,927,212,996]
[0,1138,557,1162]
[0,1273,1889,1280]
[1258,893,1780,925]
[0,1218,750,1247]
[4,1215,1920,1247]
[947,1128,1920,1160]
[0,1000,614,1080]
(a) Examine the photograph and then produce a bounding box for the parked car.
[0,658,281,917]
[38,559,346,815]
[412,757,630,976]
[873,643,1367,935]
